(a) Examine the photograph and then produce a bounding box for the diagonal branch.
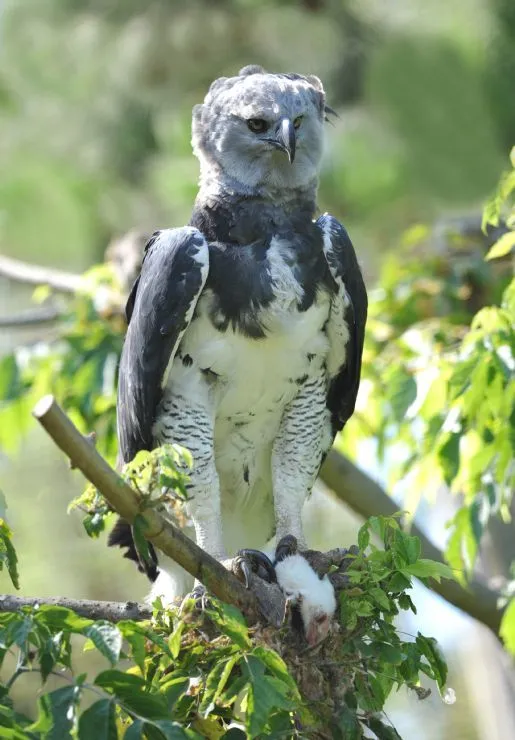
[320,449,503,634]
[32,395,273,625]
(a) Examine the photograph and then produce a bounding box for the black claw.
[238,559,252,589]
[181,584,210,613]
[274,535,298,564]
[236,549,277,584]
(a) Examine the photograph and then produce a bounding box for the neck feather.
[197,165,319,214]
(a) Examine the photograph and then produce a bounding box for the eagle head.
[192,65,328,196]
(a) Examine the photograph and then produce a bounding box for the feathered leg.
[271,373,332,548]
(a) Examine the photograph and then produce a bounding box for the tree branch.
[0,595,151,622]
[32,395,275,625]
[0,254,83,293]
[320,449,503,634]
[0,305,63,328]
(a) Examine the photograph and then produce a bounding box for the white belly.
[160,288,331,549]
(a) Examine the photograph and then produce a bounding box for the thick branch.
[0,254,83,293]
[321,449,503,634]
[32,395,264,624]
[0,595,151,623]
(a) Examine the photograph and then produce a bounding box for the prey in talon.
[274,536,337,646]
[108,66,367,611]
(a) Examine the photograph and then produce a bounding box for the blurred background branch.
[0,594,152,622]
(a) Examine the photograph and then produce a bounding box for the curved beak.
[267,118,296,163]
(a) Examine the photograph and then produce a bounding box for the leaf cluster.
[0,511,452,739]
[0,266,125,461]
[337,147,515,653]
[69,445,192,541]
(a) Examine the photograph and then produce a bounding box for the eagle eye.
[293,115,303,129]
[247,118,269,134]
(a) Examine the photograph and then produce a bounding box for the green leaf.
[367,717,402,739]
[336,704,362,739]
[0,519,19,590]
[28,685,81,739]
[398,593,417,613]
[252,647,298,694]
[357,524,370,551]
[500,598,515,655]
[124,719,144,740]
[437,433,461,487]
[369,588,391,612]
[244,656,293,736]
[218,676,248,710]
[355,600,374,617]
[140,720,194,740]
[199,655,239,717]
[132,515,153,570]
[83,623,122,665]
[8,615,33,650]
[388,571,412,593]
[118,623,146,672]
[168,621,184,660]
[485,230,515,260]
[402,559,454,582]
[36,605,92,632]
[386,367,417,422]
[0,355,22,402]
[207,602,251,650]
[355,672,382,712]
[393,530,421,567]
[446,508,477,579]
[159,672,190,709]
[95,670,170,720]
[375,642,403,665]
[416,633,448,691]
[78,698,117,740]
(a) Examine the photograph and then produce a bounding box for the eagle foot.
[180,583,210,614]
[274,535,299,563]
[229,549,277,589]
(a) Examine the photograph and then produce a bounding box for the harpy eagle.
[109,66,367,645]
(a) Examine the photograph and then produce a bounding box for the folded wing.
[317,214,367,433]
[117,227,209,464]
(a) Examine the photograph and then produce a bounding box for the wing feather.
[117,227,209,464]
[317,214,367,432]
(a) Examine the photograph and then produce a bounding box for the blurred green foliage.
[0,0,512,269]
[0,511,452,738]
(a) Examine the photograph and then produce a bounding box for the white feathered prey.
[109,66,367,640]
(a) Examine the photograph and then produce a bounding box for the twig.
[320,449,503,634]
[0,254,83,293]
[32,395,272,625]
[0,594,151,623]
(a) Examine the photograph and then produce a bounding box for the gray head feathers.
[192,66,330,200]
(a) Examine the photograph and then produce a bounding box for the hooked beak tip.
[275,118,296,164]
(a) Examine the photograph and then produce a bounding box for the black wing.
[117,227,209,464]
[317,214,367,433]
[109,228,209,579]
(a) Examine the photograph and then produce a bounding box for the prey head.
[275,552,337,646]
[192,65,330,196]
